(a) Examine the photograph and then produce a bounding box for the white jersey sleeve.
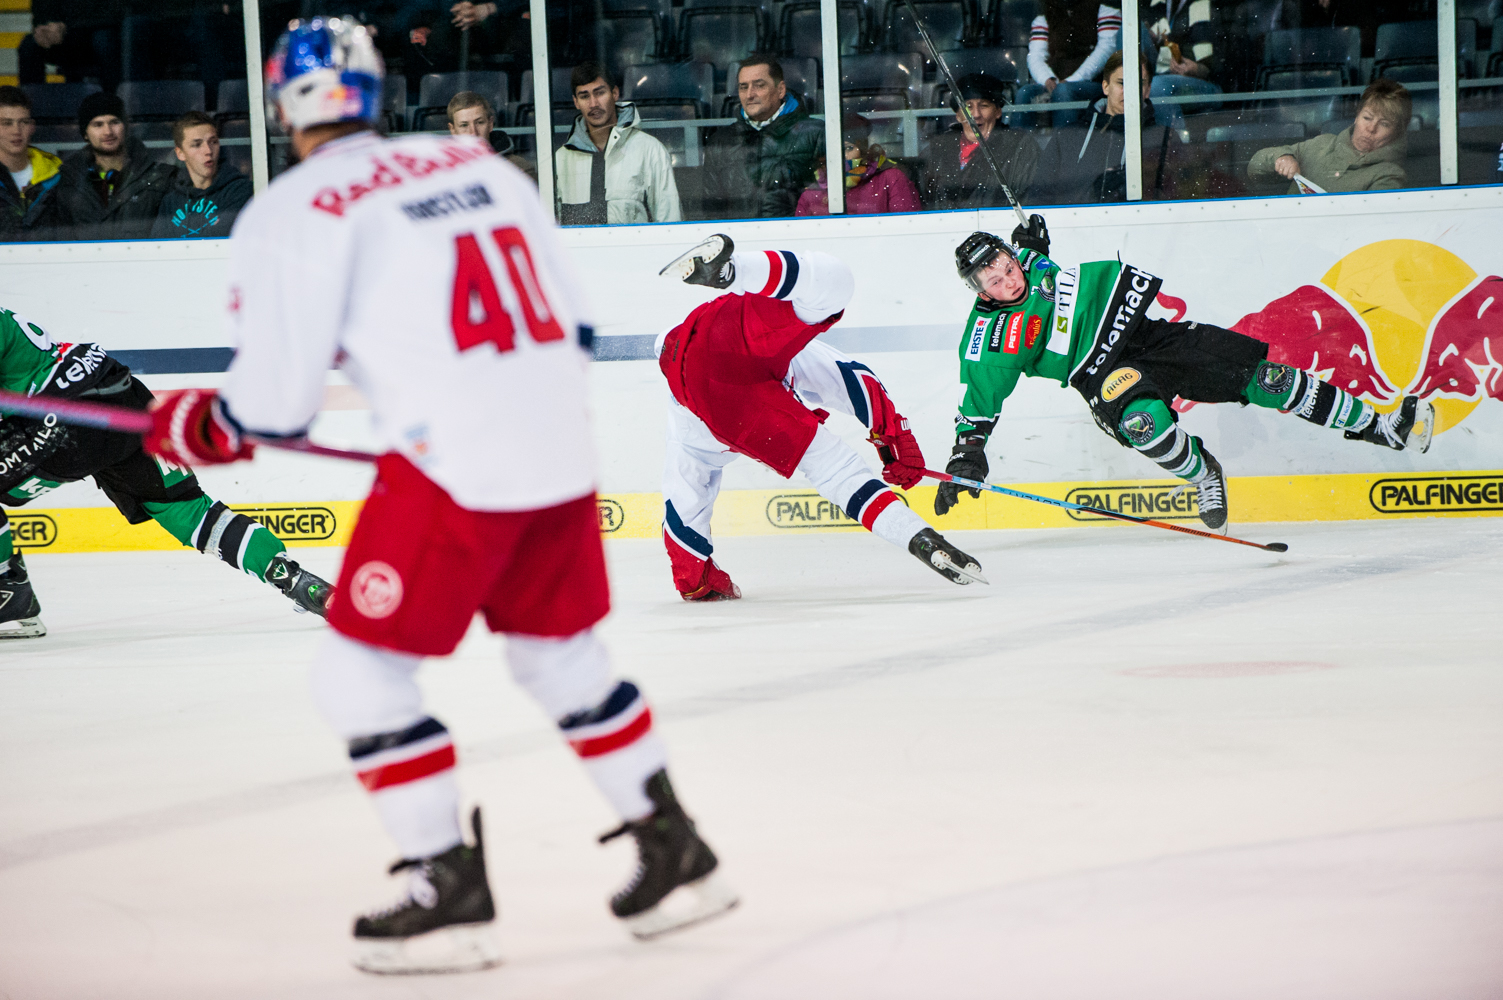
[221,132,597,512]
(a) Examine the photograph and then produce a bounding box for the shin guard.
[1120,399,1206,481]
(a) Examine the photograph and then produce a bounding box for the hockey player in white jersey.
[657,234,987,600]
[143,18,734,974]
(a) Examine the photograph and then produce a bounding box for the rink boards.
[11,469,1503,554]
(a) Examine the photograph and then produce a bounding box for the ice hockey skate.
[266,553,333,617]
[1348,395,1434,454]
[660,233,736,288]
[352,807,501,975]
[0,553,45,639]
[599,770,738,940]
[908,528,988,585]
[1189,449,1229,533]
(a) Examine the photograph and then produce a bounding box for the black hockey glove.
[1011,214,1050,257]
[934,441,988,516]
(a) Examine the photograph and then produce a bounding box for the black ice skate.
[1189,448,1229,533]
[0,554,45,640]
[266,553,333,617]
[660,234,736,289]
[1346,395,1434,454]
[598,769,738,941]
[353,807,501,975]
[908,528,989,585]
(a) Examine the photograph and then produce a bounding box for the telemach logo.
[766,493,863,529]
[597,498,626,533]
[10,513,57,549]
[1064,484,1201,522]
[231,506,337,541]
[1369,475,1503,514]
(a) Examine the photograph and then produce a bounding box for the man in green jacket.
[702,55,824,219]
[933,219,1434,531]
[1247,80,1410,194]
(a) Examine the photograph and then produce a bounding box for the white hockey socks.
[311,633,463,860]
[508,631,668,821]
[727,249,855,324]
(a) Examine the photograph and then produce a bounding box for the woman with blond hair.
[1248,79,1412,193]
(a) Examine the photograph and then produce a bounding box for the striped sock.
[187,500,288,580]
[1246,362,1374,432]
[348,716,462,859]
[1121,400,1206,481]
[560,680,668,821]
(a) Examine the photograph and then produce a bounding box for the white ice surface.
[1,519,1501,999]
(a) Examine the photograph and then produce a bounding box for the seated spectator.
[0,87,67,243]
[1147,0,1220,81]
[921,74,1040,211]
[1033,51,1188,203]
[18,1,124,93]
[796,112,922,216]
[1028,1,1122,93]
[554,62,682,225]
[446,90,536,179]
[58,92,175,242]
[150,111,252,239]
[702,55,825,219]
[1247,79,1410,193]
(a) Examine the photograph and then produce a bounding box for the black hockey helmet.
[955,231,1018,297]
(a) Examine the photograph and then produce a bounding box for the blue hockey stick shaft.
[922,468,1289,553]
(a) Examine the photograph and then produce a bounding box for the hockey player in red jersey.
[141,18,734,974]
[657,234,986,600]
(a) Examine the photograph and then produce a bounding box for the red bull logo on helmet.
[1229,240,1502,438]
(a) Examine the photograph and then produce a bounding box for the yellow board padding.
[11,470,1502,555]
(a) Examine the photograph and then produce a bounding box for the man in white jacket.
[554,62,681,225]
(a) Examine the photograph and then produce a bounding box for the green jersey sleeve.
[0,308,63,398]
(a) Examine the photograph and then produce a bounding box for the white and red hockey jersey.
[220,131,595,512]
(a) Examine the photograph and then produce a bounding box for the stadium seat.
[1260,27,1362,87]
[117,81,205,120]
[515,68,576,132]
[215,79,249,115]
[779,1,865,59]
[1148,74,1221,135]
[884,0,973,54]
[841,51,925,107]
[985,0,1038,48]
[1490,17,1503,76]
[678,6,766,70]
[21,82,101,123]
[622,61,716,118]
[383,75,407,132]
[595,11,666,71]
[414,71,508,131]
[1206,121,1304,144]
[1373,21,1439,81]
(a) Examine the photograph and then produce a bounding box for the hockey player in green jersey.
[933,219,1435,530]
[0,307,332,638]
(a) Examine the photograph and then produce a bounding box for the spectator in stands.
[1147,0,1220,81]
[554,63,682,225]
[0,87,67,242]
[921,74,1040,211]
[796,112,922,216]
[406,1,526,74]
[1033,51,1187,203]
[702,55,825,219]
[1028,1,1123,92]
[150,111,251,239]
[17,1,123,93]
[1247,79,1411,193]
[446,91,536,179]
[58,92,175,242]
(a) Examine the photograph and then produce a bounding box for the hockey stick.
[923,469,1290,553]
[0,388,381,463]
[896,0,1030,231]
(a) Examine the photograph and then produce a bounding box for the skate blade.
[658,235,725,280]
[622,872,740,941]
[353,923,501,975]
[933,552,989,586]
[1410,399,1435,454]
[0,615,46,639]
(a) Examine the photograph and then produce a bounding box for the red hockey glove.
[875,420,926,491]
[144,389,255,467]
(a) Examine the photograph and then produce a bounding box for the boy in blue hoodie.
[150,110,252,238]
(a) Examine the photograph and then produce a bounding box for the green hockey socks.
[0,514,11,568]
[1246,361,1375,433]
[1119,399,1207,482]
[144,496,287,582]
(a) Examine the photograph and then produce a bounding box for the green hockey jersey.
[954,251,1131,438]
[0,308,67,399]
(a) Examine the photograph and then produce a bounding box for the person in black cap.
[57,91,175,241]
[920,73,1039,213]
